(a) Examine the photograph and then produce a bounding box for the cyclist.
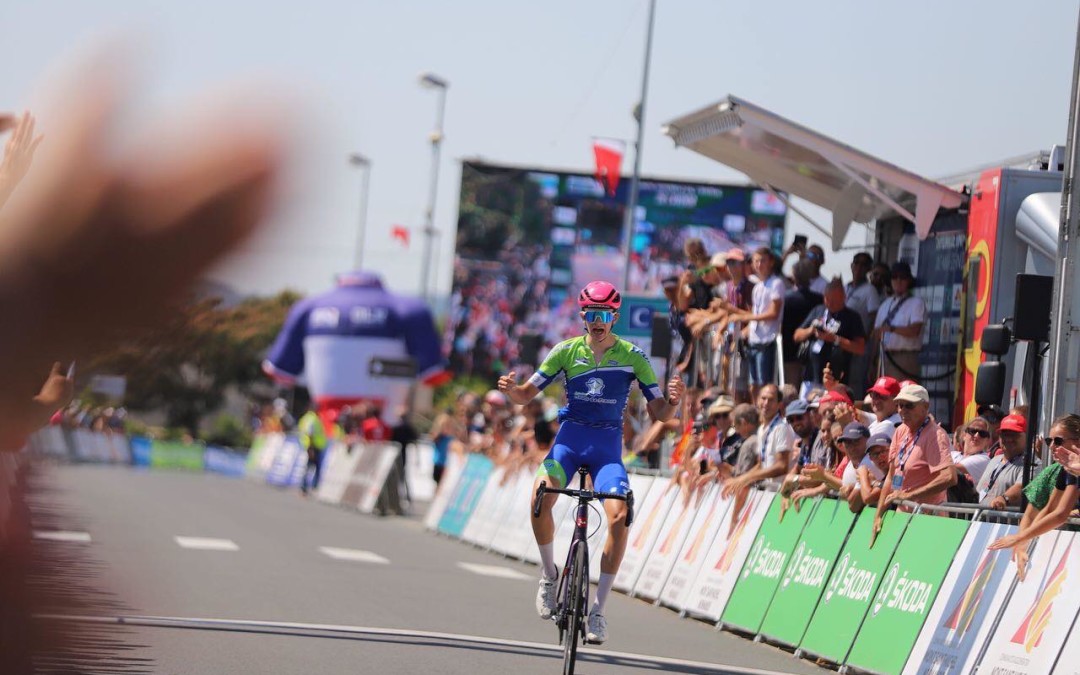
[498,280,684,645]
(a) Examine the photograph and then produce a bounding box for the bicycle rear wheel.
[561,542,587,675]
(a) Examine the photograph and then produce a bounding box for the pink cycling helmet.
[578,281,622,311]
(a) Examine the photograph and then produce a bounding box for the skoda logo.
[742,539,764,579]
[824,553,849,604]
[782,542,805,588]
[873,563,900,616]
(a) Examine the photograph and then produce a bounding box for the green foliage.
[432,375,492,415]
[87,290,302,434]
[202,413,253,449]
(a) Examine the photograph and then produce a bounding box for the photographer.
[792,278,865,390]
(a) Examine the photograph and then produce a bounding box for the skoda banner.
[721,493,816,634]
[903,520,1020,675]
[977,530,1080,675]
[846,513,970,675]
[799,509,912,664]
[759,497,858,647]
[682,489,774,622]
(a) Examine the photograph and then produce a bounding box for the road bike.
[533,466,634,675]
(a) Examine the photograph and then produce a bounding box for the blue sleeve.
[527,343,567,391]
[263,299,312,382]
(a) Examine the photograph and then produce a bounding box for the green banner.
[846,513,970,675]
[245,435,267,473]
[759,497,858,647]
[798,508,912,664]
[721,494,816,633]
[150,440,205,470]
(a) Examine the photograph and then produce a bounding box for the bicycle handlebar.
[532,481,636,526]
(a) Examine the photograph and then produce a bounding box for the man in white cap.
[872,383,956,543]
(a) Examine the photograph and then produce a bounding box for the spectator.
[805,244,829,294]
[870,262,891,298]
[976,413,1028,509]
[781,260,823,389]
[360,404,392,442]
[866,376,902,438]
[846,252,882,332]
[723,384,794,496]
[873,384,956,538]
[799,423,881,506]
[733,248,785,400]
[951,415,994,502]
[873,262,926,381]
[793,278,866,391]
[817,388,875,429]
[298,402,328,496]
[977,405,1006,458]
[784,399,818,468]
[855,433,893,510]
[718,402,760,480]
[429,406,460,485]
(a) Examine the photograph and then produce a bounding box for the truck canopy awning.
[662,95,966,249]
[1017,192,1062,260]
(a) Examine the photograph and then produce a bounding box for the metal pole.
[419,77,447,302]
[620,0,658,293]
[1022,340,1042,502]
[1045,8,1080,433]
[349,153,371,270]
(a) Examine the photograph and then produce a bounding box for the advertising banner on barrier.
[404,442,437,502]
[635,484,715,601]
[589,473,655,582]
[614,478,680,593]
[798,508,911,664]
[461,467,510,546]
[489,468,535,557]
[266,436,303,486]
[1054,626,1080,674]
[902,520,1020,675]
[438,454,495,537]
[423,453,466,530]
[246,434,280,481]
[150,439,206,471]
[314,442,361,504]
[29,426,70,459]
[721,493,816,634]
[355,444,401,514]
[659,487,733,611]
[130,436,152,466]
[846,513,970,675]
[682,488,774,621]
[977,529,1080,675]
[203,446,247,477]
[759,497,857,648]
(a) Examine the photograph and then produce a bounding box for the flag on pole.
[391,225,410,247]
[592,138,625,197]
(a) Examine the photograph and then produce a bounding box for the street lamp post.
[419,72,448,302]
[348,152,371,270]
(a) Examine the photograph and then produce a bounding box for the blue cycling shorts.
[536,420,629,496]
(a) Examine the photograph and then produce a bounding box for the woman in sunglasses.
[988,414,1080,576]
[498,280,684,645]
[949,416,995,502]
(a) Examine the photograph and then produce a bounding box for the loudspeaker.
[519,333,543,368]
[650,314,672,358]
[1013,274,1053,342]
[975,361,1006,408]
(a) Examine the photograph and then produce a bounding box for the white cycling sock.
[593,573,616,614]
[538,543,557,579]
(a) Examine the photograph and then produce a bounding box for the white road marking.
[37,613,796,675]
[174,536,239,551]
[456,562,531,580]
[319,547,389,564]
[33,530,91,543]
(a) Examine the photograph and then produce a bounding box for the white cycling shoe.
[536,571,558,619]
[586,610,607,644]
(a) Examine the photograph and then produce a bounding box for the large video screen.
[446,160,788,378]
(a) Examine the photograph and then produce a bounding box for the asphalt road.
[27,464,826,675]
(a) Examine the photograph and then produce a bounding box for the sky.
[1,1,1078,302]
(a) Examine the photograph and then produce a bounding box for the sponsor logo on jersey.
[585,378,605,396]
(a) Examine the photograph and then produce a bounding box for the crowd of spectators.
[49,401,127,435]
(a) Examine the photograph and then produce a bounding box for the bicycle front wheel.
[561,542,587,675]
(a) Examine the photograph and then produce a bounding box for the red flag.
[391,225,410,247]
[592,138,625,197]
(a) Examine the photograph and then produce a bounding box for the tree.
[85,290,301,433]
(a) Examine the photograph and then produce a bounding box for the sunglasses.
[965,428,990,439]
[694,265,717,277]
[582,310,615,323]
[897,401,920,410]
[1044,434,1079,448]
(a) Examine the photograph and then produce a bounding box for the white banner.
[461,467,508,546]
[614,477,679,593]
[423,452,466,530]
[588,474,655,582]
[659,486,733,611]
[903,520,1019,675]
[976,529,1080,675]
[404,441,437,502]
[681,488,773,622]
[634,483,717,601]
[489,469,536,557]
[247,433,283,482]
[356,444,401,514]
[1053,623,1080,674]
[519,490,573,565]
[315,442,361,504]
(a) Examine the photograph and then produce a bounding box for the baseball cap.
[999,413,1027,434]
[710,252,727,268]
[839,422,870,441]
[867,433,892,450]
[724,248,746,262]
[868,376,901,398]
[894,384,930,404]
[708,395,736,417]
[785,399,810,417]
[899,379,919,389]
[818,390,853,406]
